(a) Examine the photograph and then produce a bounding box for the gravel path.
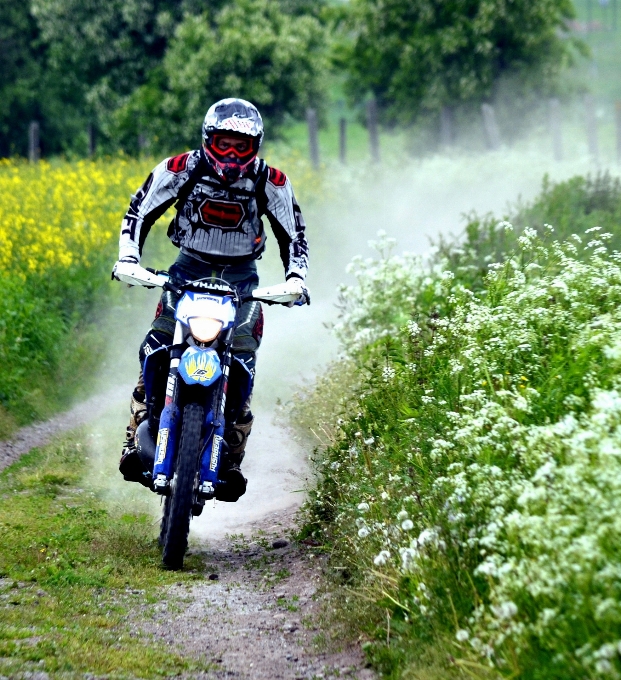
[140,508,374,680]
[0,384,133,473]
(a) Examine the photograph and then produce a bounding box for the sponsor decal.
[220,117,254,134]
[166,375,176,397]
[155,428,169,465]
[198,198,245,230]
[268,167,287,187]
[184,350,219,383]
[210,435,222,472]
[166,152,190,174]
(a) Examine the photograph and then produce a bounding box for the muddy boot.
[119,390,151,487]
[216,413,253,502]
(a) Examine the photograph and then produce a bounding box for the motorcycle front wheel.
[161,402,204,570]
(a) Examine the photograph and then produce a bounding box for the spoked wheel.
[161,403,204,570]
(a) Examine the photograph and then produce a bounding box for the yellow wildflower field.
[0,158,153,277]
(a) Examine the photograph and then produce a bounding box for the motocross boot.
[216,413,254,502]
[119,390,151,487]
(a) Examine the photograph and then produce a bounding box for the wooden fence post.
[339,118,347,164]
[367,98,380,163]
[584,94,599,162]
[87,123,96,157]
[481,104,501,150]
[306,108,319,169]
[440,105,454,147]
[28,121,40,163]
[549,98,563,161]
[138,132,148,157]
[616,101,621,164]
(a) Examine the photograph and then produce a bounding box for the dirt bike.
[114,261,302,570]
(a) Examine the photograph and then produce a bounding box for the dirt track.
[0,394,374,680]
[137,508,374,680]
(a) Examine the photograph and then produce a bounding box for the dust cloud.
[85,143,614,540]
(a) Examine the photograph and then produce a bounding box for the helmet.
[202,98,264,182]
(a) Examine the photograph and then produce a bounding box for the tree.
[0,1,43,156]
[129,0,329,151]
[340,0,581,123]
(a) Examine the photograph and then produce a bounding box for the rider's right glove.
[111,256,139,281]
[285,275,311,307]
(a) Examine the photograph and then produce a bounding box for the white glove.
[111,256,138,281]
[286,276,310,307]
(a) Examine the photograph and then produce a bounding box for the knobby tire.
[161,403,204,570]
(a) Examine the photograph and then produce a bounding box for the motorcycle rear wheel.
[161,402,204,570]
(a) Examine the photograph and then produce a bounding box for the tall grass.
[295,173,621,679]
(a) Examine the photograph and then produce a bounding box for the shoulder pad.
[267,166,288,188]
[166,151,192,174]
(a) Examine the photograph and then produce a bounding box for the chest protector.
[168,159,268,262]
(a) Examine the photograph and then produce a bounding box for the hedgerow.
[297,174,621,679]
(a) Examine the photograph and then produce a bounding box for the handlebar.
[113,261,303,306]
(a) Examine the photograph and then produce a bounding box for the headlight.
[188,317,223,342]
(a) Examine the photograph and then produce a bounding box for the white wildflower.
[357,502,370,513]
[401,519,414,531]
[456,629,470,642]
[358,526,370,538]
[397,510,409,521]
[407,320,421,337]
[382,366,396,382]
[491,601,518,620]
[399,547,419,572]
[373,550,390,566]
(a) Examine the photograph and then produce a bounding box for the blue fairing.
[143,346,168,404]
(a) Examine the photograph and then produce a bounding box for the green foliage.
[0,0,330,156]
[296,175,621,678]
[0,1,44,157]
[438,172,621,293]
[0,433,209,676]
[141,0,329,150]
[339,0,582,123]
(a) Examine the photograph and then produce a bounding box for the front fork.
[152,323,184,494]
[151,324,234,499]
[198,327,234,499]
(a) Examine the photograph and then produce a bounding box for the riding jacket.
[118,149,309,280]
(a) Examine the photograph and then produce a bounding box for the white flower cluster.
[333,233,621,676]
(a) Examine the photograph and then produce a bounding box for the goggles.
[206,134,258,162]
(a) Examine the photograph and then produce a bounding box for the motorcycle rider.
[111,98,309,501]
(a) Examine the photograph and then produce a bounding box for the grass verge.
[0,430,210,678]
[294,173,621,679]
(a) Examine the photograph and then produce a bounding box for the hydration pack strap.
[174,154,209,211]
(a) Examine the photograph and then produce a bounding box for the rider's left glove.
[286,275,311,307]
[111,256,139,281]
